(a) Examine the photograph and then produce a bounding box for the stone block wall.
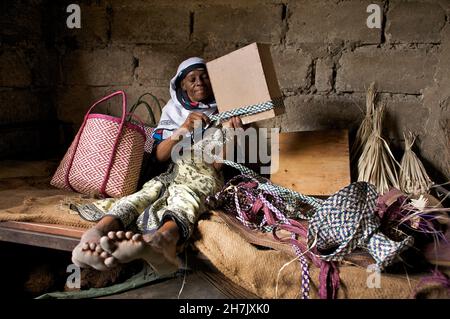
[0,0,59,159]
[1,0,449,181]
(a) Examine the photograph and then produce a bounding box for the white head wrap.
[152,57,217,142]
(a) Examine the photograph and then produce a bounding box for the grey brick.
[0,51,32,87]
[0,1,42,43]
[336,49,438,94]
[0,90,54,125]
[315,58,334,92]
[287,0,382,44]
[386,1,446,43]
[134,45,204,87]
[271,47,311,91]
[63,49,134,86]
[195,4,283,44]
[111,4,190,44]
[382,95,429,144]
[66,3,109,45]
[56,85,169,126]
[281,94,364,132]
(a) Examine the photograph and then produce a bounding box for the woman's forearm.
[213,142,227,171]
[155,129,188,162]
[155,137,180,162]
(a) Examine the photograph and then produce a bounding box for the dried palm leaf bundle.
[400,195,449,236]
[351,82,377,163]
[376,190,449,246]
[399,131,433,195]
[357,103,400,194]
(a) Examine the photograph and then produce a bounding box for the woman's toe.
[116,231,125,240]
[107,231,117,240]
[104,256,118,268]
[125,231,133,240]
[100,251,110,259]
[100,236,116,254]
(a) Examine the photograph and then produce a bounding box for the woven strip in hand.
[209,97,284,122]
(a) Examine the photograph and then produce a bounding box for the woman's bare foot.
[72,228,112,271]
[99,230,180,275]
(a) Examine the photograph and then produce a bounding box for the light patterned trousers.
[88,156,224,242]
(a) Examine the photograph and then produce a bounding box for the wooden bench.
[0,130,351,251]
[0,221,82,251]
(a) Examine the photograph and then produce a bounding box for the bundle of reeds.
[398,195,449,244]
[351,82,376,163]
[357,103,400,194]
[399,131,433,195]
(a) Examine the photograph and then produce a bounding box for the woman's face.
[181,68,213,102]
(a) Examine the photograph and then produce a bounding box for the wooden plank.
[0,221,84,238]
[0,221,83,251]
[270,129,351,196]
[101,270,233,299]
[0,226,79,251]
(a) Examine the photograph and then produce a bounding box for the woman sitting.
[71,57,243,274]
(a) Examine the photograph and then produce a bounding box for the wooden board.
[270,129,350,196]
[0,221,83,251]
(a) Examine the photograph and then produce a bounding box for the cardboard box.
[206,43,284,125]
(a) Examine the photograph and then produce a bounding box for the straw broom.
[357,103,400,194]
[399,131,433,195]
[351,82,377,163]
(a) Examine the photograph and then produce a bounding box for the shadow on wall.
[2,0,448,182]
[51,1,210,154]
[0,1,60,160]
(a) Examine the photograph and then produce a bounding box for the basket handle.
[65,91,128,197]
[126,112,146,128]
[127,93,162,127]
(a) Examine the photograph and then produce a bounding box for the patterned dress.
[72,151,224,243]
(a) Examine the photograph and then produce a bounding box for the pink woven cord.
[319,261,340,299]
[210,175,341,299]
[232,177,340,298]
[413,269,450,298]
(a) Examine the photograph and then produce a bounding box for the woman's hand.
[213,116,244,172]
[156,112,211,163]
[222,116,243,129]
[181,112,210,132]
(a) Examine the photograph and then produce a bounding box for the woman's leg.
[100,161,223,274]
[72,179,164,270]
[96,183,199,274]
[104,179,164,229]
[98,160,223,274]
[97,220,181,275]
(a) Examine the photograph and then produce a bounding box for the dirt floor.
[0,241,254,299]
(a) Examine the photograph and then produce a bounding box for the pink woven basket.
[51,91,146,198]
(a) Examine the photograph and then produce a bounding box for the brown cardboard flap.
[207,43,284,124]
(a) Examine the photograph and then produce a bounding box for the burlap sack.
[193,212,449,299]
